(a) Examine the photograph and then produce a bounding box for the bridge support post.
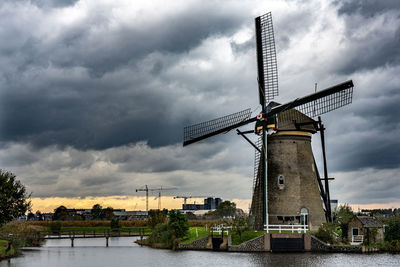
[140,228,143,247]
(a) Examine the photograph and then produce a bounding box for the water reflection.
[1,237,399,267]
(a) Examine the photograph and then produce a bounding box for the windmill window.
[278,175,284,185]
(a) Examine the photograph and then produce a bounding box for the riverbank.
[0,222,46,261]
[0,240,17,260]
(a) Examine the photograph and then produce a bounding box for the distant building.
[113,210,148,220]
[42,213,53,221]
[204,197,222,210]
[182,197,223,211]
[182,204,205,210]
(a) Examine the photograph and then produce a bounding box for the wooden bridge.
[32,228,151,247]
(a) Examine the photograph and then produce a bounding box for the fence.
[264,224,308,233]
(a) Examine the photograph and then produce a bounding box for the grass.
[180,227,210,244]
[0,240,16,260]
[231,231,266,245]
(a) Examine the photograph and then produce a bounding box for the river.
[1,237,399,267]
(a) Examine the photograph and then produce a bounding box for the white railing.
[264,224,308,233]
[210,225,232,235]
[352,235,363,243]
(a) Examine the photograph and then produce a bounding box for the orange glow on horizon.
[30,196,252,213]
[30,196,399,214]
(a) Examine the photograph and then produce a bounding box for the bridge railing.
[38,227,151,239]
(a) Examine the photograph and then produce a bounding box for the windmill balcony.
[264,224,308,233]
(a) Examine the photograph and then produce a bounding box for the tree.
[215,201,237,218]
[0,170,31,225]
[232,216,251,242]
[385,218,400,242]
[103,207,114,220]
[147,209,167,229]
[334,204,354,240]
[27,212,35,221]
[91,204,104,220]
[36,211,43,221]
[168,210,189,239]
[53,206,69,221]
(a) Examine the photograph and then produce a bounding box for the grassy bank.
[0,240,17,260]
[0,222,45,261]
[231,231,265,245]
[180,227,210,244]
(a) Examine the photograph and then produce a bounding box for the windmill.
[183,12,354,230]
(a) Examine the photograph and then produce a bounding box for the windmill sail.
[268,80,354,118]
[183,108,253,146]
[255,12,278,107]
[250,137,264,230]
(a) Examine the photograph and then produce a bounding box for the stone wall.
[178,236,209,250]
[310,235,362,253]
[228,235,265,252]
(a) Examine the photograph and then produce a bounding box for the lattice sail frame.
[183,109,252,143]
[296,86,354,117]
[255,12,279,105]
[250,137,264,230]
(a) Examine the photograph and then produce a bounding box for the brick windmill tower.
[183,12,354,231]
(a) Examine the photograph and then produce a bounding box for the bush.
[49,221,62,234]
[147,223,172,248]
[379,240,400,252]
[0,222,45,247]
[314,222,338,244]
[385,218,400,242]
[110,218,121,231]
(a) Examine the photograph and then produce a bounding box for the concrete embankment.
[179,233,365,253]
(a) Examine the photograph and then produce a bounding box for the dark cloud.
[0,1,399,205]
[331,0,400,75]
[336,0,400,17]
[30,0,79,8]
[0,1,253,149]
[80,176,123,187]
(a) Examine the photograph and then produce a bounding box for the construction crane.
[174,196,213,205]
[136,185,177,212]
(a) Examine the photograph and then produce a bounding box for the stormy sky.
[0,0,399,208]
